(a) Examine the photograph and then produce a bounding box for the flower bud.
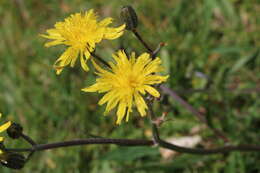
[7,123,23,139]
[120,5,138,30]
[1,152,26,170]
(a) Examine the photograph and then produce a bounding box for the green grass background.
[0,0,260,172]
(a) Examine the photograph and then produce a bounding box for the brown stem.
[147,99,260,154]
[5,137,260,155]
[160,85,229,142]
[152,42,166,58]
[21,133,37,146]
[90,52,111,69]
[132,29,153,53]
[175,87,260,95]
[6,138,153,152]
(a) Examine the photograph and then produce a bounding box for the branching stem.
[146,100,260,154]
[160,85,229,142]
[5,136,260,155]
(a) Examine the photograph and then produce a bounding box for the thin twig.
[20,133,37,161]
[6,138,154,152]
[147,99,260,154]
[132,29,153,53]
[175,87,260,95]
[156,138,260,154]
[5,136,260,154]
[160,86,206,123]
[160,85,229,142]
[21,133,37,146]
[91,52,111,69]
[152,42,166,58]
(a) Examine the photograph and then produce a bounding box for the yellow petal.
[116,101,127,124]
[85,9,96,21]
[53,47,78,74]
[0,121,11,133]
[104,24,126,40]
[133,53,151,73]
[125,109,131,122]
[99,17,113,27]
[134,93,147,116]
[80,52,89,71]
[98,91,116,105]
[44,40,64,47]
[81,84,99,92]
[54,47,75,66]
[56,68,63,75]
[104,96,120,115]
[143,57,162,75]
[144,75,169,84]
[143,85,160,97]
[40,30,62,40]
[91,59,107,74]
[125,96,133,122]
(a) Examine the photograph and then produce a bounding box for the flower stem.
[152,42,166,58]
[21,133,36,146]
[90,52,111,69]
[160,85,230,142]
[6,138,154,152]
[5,136,260,155]
[132,29,153,53]
[146,100,260,154]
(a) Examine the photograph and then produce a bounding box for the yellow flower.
[41,9,125,74]
[0,113,11,155]
[82,50,169,124]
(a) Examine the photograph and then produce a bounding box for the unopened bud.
[120,5,138,30]
[7,123,23,139]
[1,152,26,170]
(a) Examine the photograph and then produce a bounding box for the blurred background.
[0,0,259,172]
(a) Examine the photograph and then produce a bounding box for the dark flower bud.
[120,5,138,30]
[7,123,23,139]
[1,152,26,170]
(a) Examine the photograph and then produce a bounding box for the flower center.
[69,27,90,48]
[128,75,139,88]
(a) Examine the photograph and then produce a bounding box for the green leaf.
[230,50,259,73]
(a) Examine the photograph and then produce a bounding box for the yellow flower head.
[41,9,125,74]
[0,113,11,154]
[82,50,169,124]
